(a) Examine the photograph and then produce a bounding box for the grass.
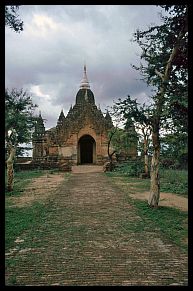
[159,168,188,196]
[120,197,188,252]
[106,171,188,252]
[5,169,63,251]
[5,169,46,197]
[131,199,188,252]
[110,162,188,196]
[5,200,50,286]
[5,202,48,252]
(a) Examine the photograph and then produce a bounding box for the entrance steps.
[72,165,104,173]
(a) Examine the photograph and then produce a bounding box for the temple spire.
[80,64,90,89]
[58,109,65,121]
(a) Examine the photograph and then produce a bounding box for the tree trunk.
[148,130,160,207]
[144,138,149,176]
[144,153,149,176]
[107,128,117,171]
[109,155,113,171]
[6,146,16,192]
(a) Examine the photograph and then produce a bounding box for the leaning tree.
[131,5,188,207]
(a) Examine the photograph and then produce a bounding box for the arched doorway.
[78,135,96,164]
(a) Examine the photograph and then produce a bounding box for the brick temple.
[32,65,137,169]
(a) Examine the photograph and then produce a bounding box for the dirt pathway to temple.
[5,167,188,286]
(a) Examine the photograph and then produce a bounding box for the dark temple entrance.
[78,135,96,164]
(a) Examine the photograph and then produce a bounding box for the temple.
[32,65,137,170]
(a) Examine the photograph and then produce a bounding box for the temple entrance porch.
[78,135,96,164]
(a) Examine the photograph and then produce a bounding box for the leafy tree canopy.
[5,88,38,149]
[132,5,188,134]
[5,5,23,33]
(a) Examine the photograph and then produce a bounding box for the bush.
[160,168,188,195]
[113,160,144,177]
[160,156,188,170]
[160,158,175,169]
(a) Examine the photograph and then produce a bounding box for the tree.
[107,126,117,171]
[106,120,138,171]
[106,105,138,171]
[110,127,137,158]
[132,5,188,207]
[5,89,37,191]
[5,5,23,33]
[160,131,188,169]
[138,124,151,177]
[113,95,152,177]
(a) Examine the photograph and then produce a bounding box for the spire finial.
[80,63,90,89]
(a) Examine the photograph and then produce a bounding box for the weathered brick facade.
[32,66,137,169]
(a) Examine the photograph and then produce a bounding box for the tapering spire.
[33,111,45,138]
[58,109,65,121]
[105,110,113,128]
[80,64,90,89]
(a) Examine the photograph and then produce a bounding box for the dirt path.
[72,165,104,173]
[8,173,67,208]
[131,191,188,211]
[5,169,188,286]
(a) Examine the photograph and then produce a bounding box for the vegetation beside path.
[5,170,68,251]
[106,167,188,252]
[110,162,188,196]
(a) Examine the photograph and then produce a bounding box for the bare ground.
[7,173,68,208]
[131,191,188,211]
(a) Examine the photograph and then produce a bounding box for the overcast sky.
[5,5,166,130]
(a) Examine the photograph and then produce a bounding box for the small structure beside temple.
[32,65,137,170]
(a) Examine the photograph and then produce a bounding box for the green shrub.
[160,169,188,195]
[111,162,188,196]
[113,160,144,177]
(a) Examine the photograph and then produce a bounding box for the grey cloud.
[5,5,165,129]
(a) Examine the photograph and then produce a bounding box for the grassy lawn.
[130,199,187,252]
[5,169,54,252]
[106,167,188,252]
[5,169,46,197]
[159,168,188,196]
[109,163,188,197]
[5,202,48,252]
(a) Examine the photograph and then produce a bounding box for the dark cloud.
[5,5,165,130]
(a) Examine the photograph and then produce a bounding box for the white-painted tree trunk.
[144,138,149,176]
[148,131,160,207]
[144,153,149,176]
[7,146,16,192]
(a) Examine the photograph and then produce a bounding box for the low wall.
[14,160,71,172]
